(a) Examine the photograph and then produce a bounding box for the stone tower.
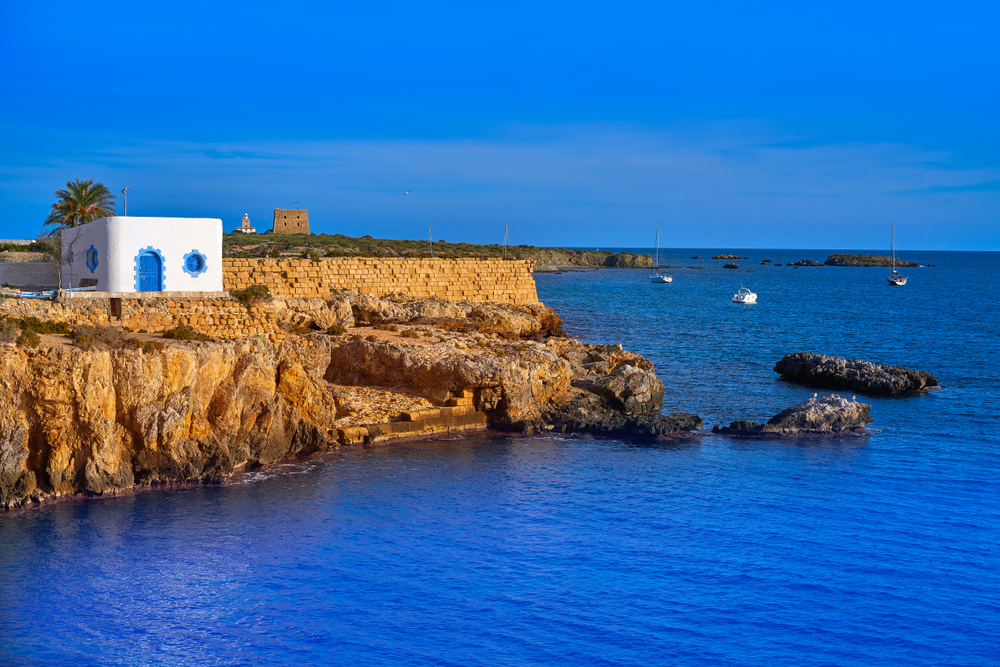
[272,208,309,235]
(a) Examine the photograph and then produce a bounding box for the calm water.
[2,249,998,666]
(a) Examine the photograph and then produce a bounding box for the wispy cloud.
[2,124,998,249]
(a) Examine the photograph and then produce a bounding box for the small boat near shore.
[888,221,907,286]
[732,286,757,304]
[650,221,672,283]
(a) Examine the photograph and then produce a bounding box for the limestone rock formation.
[0,339,337,509]
[713,394,872,435]
[0,295,701,510]
[588,364,664,413]
[774,352,938,395]
[789,259,823,267]
[602,252,655,268]
[269,297,355,330]
[545,391,702,437]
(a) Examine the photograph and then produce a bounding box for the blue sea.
[2,249,998,666]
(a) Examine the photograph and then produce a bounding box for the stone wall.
[0,262,59,289]
[0,293,283,340]
[223,257,539,304]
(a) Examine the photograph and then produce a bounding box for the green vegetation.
[72,325,164,353]
[326,324,347,336]
[222,232,653,270]
[230,284,272,306]
[17,330,40,348]
[0,241,57,256]
[825,254,919,267]
[161,325,213,342]
[0,315,74,347]
[44,179,117,231]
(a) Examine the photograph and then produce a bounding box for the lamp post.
[122,187,129,216]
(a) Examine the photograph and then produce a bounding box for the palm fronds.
[44,178,117,229]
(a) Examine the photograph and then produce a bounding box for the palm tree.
[43,179,117,231]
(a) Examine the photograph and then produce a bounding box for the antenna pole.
[429,224,433,254]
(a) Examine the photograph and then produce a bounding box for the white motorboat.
[887,221,907,286]
[732,286,757,304]
[650,221,673,283]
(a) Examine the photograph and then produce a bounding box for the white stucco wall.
[61,217,223,292]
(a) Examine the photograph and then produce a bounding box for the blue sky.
[1,1,997,249]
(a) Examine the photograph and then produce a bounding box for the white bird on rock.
[811,393,817,398]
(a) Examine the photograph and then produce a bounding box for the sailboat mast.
[655,221,660,267]
[891,222,895,274]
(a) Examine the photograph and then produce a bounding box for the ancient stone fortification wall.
[0,294,282,340]
[223,257,539,304]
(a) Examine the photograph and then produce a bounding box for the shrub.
[326,325,347,336]
[16,329,40,348]
[71,325,129,350]
[373,323,398,332]
[231,284,271,307]
[0,319,18,343]
[400,329,420,339]
[17,316,71,335]
[161,325,212,342]
[349,334,363,341]
[121,338,164,354]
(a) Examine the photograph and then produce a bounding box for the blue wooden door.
[138,251,162,291]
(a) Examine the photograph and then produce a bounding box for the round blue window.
[182,250,207,277]
[86,246,99,273]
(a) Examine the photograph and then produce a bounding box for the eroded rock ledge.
[775,352,938,395]
[0,296,700,510]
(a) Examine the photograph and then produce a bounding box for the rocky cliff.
[0,296,701,510]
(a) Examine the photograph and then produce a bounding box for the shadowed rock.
[713,394,872,436]
[775,352,938,395]
[545,391,702,438]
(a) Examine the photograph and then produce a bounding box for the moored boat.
[888,222,907,286]
[650,221,673,283]
[732,286,757,304]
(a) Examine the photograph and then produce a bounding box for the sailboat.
[650,221,673,283]
[887,222,907,286]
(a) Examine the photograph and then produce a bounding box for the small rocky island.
[774,352,938,395]
[824,254,919,267]
[713,394,872,435]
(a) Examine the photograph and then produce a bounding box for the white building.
[233,213,256,234]
[61,217,223,292]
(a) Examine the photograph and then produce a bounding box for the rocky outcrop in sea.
[713,393,872,435]
[824,254,919,267]
[774,352,938,395]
